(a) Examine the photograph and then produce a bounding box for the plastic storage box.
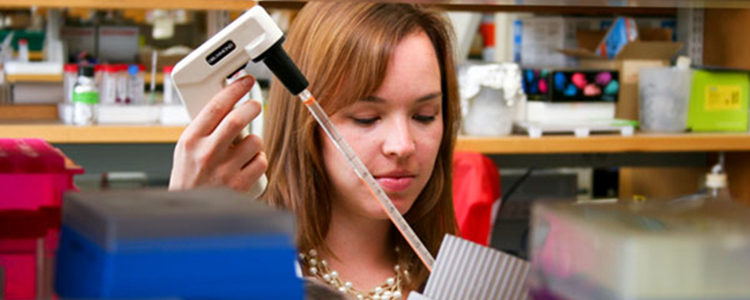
[529,201,750,300]
[55,188,303,300]
[0,138,82,299]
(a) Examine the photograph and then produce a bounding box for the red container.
[0,139,82,299]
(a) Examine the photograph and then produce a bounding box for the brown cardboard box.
[560,29,683,120]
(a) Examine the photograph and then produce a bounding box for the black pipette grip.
[253,38,309,96]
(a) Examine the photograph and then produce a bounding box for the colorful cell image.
[550,70,619,102]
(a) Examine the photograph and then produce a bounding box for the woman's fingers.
[184,75,256,138]
[210,99,263,151]
[227,133,264,171]
[228,152,268,192]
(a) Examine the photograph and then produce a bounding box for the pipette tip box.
[55,188,303,300]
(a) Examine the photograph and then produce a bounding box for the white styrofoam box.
[526,101,615,123]
[98,26,139,63]
[159,104,191,125]
[12,82,64,104]
[96,104,159,124]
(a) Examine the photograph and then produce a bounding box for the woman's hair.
[263,2,460,289]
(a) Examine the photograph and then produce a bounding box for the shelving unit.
[2,0,750,204]
[3,122,750,153]
[6,72,164,84]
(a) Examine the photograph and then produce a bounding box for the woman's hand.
[169,75,267,192]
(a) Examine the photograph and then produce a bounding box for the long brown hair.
[262,2,460,289]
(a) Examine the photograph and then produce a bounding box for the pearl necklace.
[299,248,409,300]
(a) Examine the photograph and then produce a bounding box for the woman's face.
[322,30,443,220]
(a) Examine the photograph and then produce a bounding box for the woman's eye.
[352,117,379,125]
[413,115,436,123]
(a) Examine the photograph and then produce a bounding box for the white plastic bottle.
[162,65,176,105]
[100,64,118,104]
[126,64,144,104]
[116,64,128,104]
[72,65,99,126]
[63,64,78,104]
[17,39,29,62]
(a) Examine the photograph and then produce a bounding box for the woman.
[170,3,460,299]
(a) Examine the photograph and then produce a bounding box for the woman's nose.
[382,118,416,158]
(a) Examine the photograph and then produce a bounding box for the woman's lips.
[375,176,414,192]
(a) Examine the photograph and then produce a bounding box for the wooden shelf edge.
[7,73,164,84]
[0,0,257,10]
[0,124,185,143]
[2,124,749,150]
[455,133,750,154]
[6,74,63,83]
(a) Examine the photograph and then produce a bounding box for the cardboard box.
[513,16,677,67]
[560,29,683,120]
[687,69,749,132]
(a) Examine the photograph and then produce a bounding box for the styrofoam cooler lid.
[62,188,295,251]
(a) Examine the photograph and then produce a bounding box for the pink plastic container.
[0,139,83,210]
[0,138,82,299]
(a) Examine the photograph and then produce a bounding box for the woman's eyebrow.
[360,92,443,103]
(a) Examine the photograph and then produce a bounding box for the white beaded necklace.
[299,248,409,300]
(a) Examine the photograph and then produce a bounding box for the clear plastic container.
[126,64,144,104]
[99,64,118,104]
[530,201,750,300]
[638,67,692,132]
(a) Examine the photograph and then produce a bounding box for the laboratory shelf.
[456,133,750,154]
[6,73,164,84]
[3,122,750,152]
[0,123,186,143]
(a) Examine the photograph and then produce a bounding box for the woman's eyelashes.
[350,114,437,126]
[352,116,379,125]
[413,114,436,123]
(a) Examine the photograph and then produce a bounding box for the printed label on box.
[705,85,742,111]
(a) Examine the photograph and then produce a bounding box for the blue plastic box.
[55,188,302,300]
